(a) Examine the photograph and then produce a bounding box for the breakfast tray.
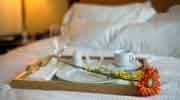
[10,55,139,96]
[10,56,159,96]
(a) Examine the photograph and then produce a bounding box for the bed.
[1,0,180,100]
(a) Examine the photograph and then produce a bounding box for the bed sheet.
[1,38,180,100]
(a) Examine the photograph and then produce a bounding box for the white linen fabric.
[62,2,156,48]
[70,2,156,23]
[0,38,180,100]
[107,12,180,57]
[0,39,53,84]
[67,21,115,48]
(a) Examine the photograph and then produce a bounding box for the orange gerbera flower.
[136,67,160,96]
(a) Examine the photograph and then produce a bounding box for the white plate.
[55,65,129,84]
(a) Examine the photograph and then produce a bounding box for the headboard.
[80,0,145,5]
[68,0,180,13]
[151,0,180,12]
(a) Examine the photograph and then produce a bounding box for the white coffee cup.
[114,50,137,68]
[73,50,84,67]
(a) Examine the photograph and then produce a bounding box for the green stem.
[59,58,138,82]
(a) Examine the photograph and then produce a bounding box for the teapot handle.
[129,54,139,66]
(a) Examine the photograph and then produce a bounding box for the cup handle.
[129,55,137,65]
[97,55,104,66]
[85,53,90,64]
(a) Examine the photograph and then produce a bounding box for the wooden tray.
[10,55,137,96]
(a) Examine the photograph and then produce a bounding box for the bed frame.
[68,0,180,12]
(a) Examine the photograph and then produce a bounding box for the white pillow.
[67,20,115,48]
[71,1,156,23]
[63,2,156,48]
[107,13,180,57]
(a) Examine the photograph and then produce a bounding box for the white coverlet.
[0,38,180,100]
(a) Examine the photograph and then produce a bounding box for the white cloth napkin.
[26,58,58,81]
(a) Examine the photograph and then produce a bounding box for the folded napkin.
[26,58,58,81]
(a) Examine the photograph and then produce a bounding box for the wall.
[0,0,68,34]
[26,0,68,33]
[0,0,22,34]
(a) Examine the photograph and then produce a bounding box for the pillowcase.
[66,20,115,48]
[63,2,156,48]
[71,1,156,23]
[107,13,180,57]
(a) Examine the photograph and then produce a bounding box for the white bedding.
[63,3,180,57]
[68,2,155,23]
[63,2,156,48]
[1,3,180,100]
[107,13,180,57]
[1,38,180,100]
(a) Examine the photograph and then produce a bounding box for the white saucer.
[114,63,140,71]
